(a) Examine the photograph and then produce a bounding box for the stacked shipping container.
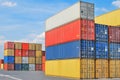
[95,24,109,78]
[109,26,120,78]
[0,59,4,69]
[4,42,42,71]
[45,2,95,79]
[4,42,14,70]
[42,51,45,72]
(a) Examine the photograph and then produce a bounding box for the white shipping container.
[46,2,94,31]
[22,57,28,63]
[29,64,35,71]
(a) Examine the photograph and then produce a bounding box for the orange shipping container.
[4,64,14,70]
[42,63,45,72]
[42,56,46,64]
[96,59,108,78]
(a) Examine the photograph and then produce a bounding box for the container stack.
[35,44,42,71]
[0,59,4,69]
[4,42,14,70]
[109,27,120,78]
[95,24,109,78]
[42,51,46,72]
[45,2,95,79]
[4,42,42,71]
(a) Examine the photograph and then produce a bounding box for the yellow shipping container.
[4,49,14,56]
[29,43,35,50]
[15,57,22,64]
[36,51,42,57]
[28,57,35,64]
[96,59,108,78]
[0,64,4,69]
[45,59,95,79]
[36,57,42,64]
[109,60,120,78]
[15,42,22,49]
[95,9,120,26]
[36,44,42,51]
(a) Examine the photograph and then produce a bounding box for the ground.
[0,70,119,80]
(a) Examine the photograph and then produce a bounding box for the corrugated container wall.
[109,27,120,43]
[46,59,95,79]
[109,43,120,59]
[46,2,94,31]
[46,19,95,47]
[95,9,120,26]
[46,40,95,60]
[95,24,108,42]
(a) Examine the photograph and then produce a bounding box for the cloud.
[1,1,17,7]
[112,0,120,8]
[95,7,109,12]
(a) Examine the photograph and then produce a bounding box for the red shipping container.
[42,51,45,56]
[0,59,3,64]
[4,64,14,70]
[28,50,35,57]
[45,19,95,47]
[42,63,45,72]
[15,49,22,56]
[109,27,120,43]
[22,50,28,57]
[22,43,29,50]
[4,42,14,49]
[35,64,42,71]
[42,56,45,64]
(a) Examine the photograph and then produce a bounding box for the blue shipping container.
[46,40,95,60]
[4,56,14,64]
[96,41,108,59]
[15,64,21,70]
[95,24,108,41]
[110,43,120,59]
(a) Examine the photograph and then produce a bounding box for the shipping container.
[4,49,14,56]
[42,51,45,56]
[4,42,14,49]
[15,42,22,49]
[42,63,45,72]
[28,57,35,64]
[15,57,22,64]
[109,43,120,59]
[36,57,42,64]
[22,50,28,57]
[36,51,42,57]
[96,59,108,78]
[15,64,21,70]
[96,41,108,59]
[46,40,95,60]
[42,56,46,64]
[0,64,4,69]
[95,24,108,41]
[0,59,4,70]
[29,64,35,71]
[46,19,95,47]
[35,64,42,71]
[109,60,120,78]
[95,9,120,26]
[45,59,95,79]
[46,2,94,31]
[28,50,35,57]
[21,64,29,71]
[4,64,14,70]
[22,43,29,50]
[4,56,14,64]
[109,27,120,43]
[22,57,28,64]
[36,44,42,51]
[29,43,35,50]
[15,49,22,56]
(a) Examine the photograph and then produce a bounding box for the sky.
[0,0,120,59]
